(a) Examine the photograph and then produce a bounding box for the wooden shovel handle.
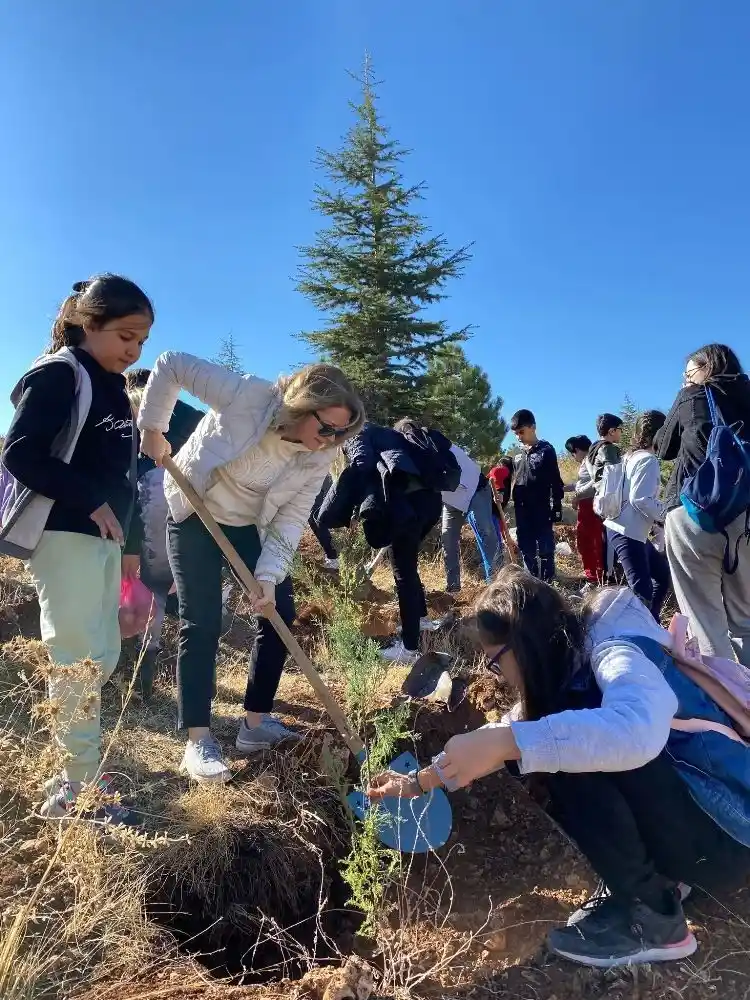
[161,456,365,757]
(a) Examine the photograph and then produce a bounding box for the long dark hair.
[628,409,666,452]
[473,565,587,721]
[49,273,154,353]
[687,344,746,387]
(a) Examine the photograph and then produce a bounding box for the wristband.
[407,768,423,796]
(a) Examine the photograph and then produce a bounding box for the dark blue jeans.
[168,514,295,729]
[515,505,556,581]
[610,533,670,621]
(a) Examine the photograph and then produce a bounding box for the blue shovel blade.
[346,751,453,854]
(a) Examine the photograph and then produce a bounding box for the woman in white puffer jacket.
[138,352,364,783]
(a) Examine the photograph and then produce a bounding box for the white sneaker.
[380,640,419,665]
[323,557,339,570]
[179,737,232,783]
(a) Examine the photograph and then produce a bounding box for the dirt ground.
[1,526,749,1000]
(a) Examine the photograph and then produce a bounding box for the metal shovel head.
[346,751,453,854]
[401,651,455,700]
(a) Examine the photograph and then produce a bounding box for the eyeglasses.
[484,643,511,678]
[312,411,353,440]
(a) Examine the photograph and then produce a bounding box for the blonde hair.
[275,363,365,443]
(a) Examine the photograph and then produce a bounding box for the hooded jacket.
[317,422,440,548]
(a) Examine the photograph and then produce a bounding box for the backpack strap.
[705,386,725,427]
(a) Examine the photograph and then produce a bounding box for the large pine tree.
[422,344,507,466]
[297,59,472,422]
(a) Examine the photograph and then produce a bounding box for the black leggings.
[168,515,295,728]
[545,753,749,908]
[390,489,442,649]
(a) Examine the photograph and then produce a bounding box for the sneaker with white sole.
[568,881,692,931]
[549,893,696,968]
[180,737,232,783]
[323,557,340,571]
[236,716,303,754]
[380,640,419,665]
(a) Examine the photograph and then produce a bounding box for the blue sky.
[1,1,748,453]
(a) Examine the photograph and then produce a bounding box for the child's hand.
[90,503,124,544]
[367,771,421,800]
[140,429,171,466]
[121,554,140,579]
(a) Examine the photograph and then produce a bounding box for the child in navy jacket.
[510,409,564,581]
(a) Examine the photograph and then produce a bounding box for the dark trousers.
[610,533,670,621]
[390,490,442,650]
[168,514,295,728]
[515,505,556,581]
[546,753,749,909]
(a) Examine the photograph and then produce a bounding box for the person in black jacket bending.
[317,420,456,664]
[657,344,750,665]
[510,409,565,581]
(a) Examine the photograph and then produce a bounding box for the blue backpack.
[680,386,750,574]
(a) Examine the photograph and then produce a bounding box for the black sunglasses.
[484,643,511,678]
[312,411,353,440]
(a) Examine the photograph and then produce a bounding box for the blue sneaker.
[549,895,696,968]
[235,716,302,754]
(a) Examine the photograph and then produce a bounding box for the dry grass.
[3,507,749,1000]
[0,579,353,999]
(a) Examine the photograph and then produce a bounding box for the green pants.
[28,531,121,783]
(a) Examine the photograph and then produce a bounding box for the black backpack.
[398,425,461,493]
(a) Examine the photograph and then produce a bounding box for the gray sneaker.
[235,716,302,754]
[180,737,232,783]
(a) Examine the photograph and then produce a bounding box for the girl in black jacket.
[657,344,750,665]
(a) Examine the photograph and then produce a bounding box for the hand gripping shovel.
[162,457,452,853]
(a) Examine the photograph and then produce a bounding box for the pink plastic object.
[119,576,154,639]
[669,613,750,710]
